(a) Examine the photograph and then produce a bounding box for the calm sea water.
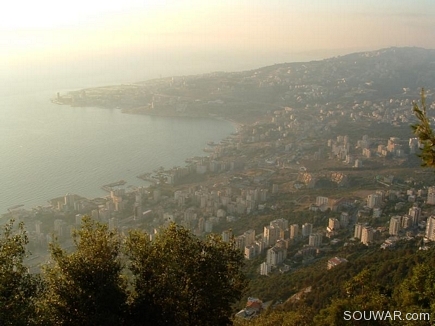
[0,75,235,214]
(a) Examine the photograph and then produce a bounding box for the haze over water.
[0,70,236,215]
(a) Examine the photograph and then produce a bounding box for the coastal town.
[4,47,435,316]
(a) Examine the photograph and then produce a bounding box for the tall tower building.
[243,229,256,246]
[302,223,313,237]
[367,194,381,208]
[354,223,364,239]
[308,233,323,247]
[425,216,435,241]
[263,225,279,247]
[427,187,435,205]
[340,212,349,227]
[408,207,422,225]
[328,218,340,231]
[290,224,299,239]
[222,229,233,243]
[361,226,373,245]
[389,216,401,236]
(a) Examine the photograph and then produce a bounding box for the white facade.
[290,224,299,239]
[243,229,256,246]
[425,216,435,241]
[260,262,271,276]
[408,207,421,225]
[328,218,340,231]
[361,226,373,245]
[427,187,435,205]
[308,233,322,247]
[354,223,363,239]
[266,246,287,266]
[367,194,381,208]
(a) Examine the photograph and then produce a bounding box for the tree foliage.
[0,219,38,326]
[126,223,246,326]
[411,88,435,167]
[38,216,127,325]
[10,218,245,325]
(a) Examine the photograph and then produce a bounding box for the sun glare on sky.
[2,0,435,78]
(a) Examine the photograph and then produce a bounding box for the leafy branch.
[411,88,435,167]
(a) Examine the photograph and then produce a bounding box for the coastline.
[1,103,239,216]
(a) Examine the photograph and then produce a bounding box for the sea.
[0,48,330,215]
[0,69,236,215]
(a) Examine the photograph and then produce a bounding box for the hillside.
[54,47,435,123]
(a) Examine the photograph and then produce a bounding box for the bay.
[0,78,235,214]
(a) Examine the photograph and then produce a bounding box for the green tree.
[314,269,390,326]
[0,219,39,325]
[126,223,246,326]
[39,216,127,325]
[393,263,435,325]
[411,88,435,167]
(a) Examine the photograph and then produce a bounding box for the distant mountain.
[250,46,435,98]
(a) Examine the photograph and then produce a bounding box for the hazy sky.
[2,0,435,82]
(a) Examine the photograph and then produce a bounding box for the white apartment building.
[361,226,373,245]
[425,216,435,241]
[308,233,323,247]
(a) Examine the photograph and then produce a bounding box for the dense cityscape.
[3,47,435,324]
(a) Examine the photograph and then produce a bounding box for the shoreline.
[1,104,240,216]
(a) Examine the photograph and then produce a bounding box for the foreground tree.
[38,217,127,325]
[0,219,39,325]
[393,263,435,325]
[126,223,246,326]
[411,88,435,167]
[314,269,390,326]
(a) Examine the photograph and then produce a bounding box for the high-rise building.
[243,229,256,246]
[290,224,299,239]
[354,223,364,239]
[427,187,435,205]
[204,219,213,233]
[222,229,233,243]
[328,218,340,231]
[308,233,323,247]
[425,216,435,241]
[361,226,373,245]
[270,218,288,230]
[64,193,75,209]
[389,216,401,236]
[266,246,287,266]
[244,245,256,260]
[234,235,246,251]
[260,262,271,276]
[401,215,412,229]
[408,207,422,225]
[367,194,381,208]
[197,217,205,233]
[264,225,280,247]
[302,223,313,237]
[75,214,84,226]
[340,212,349,227]
[316,196,329,207]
